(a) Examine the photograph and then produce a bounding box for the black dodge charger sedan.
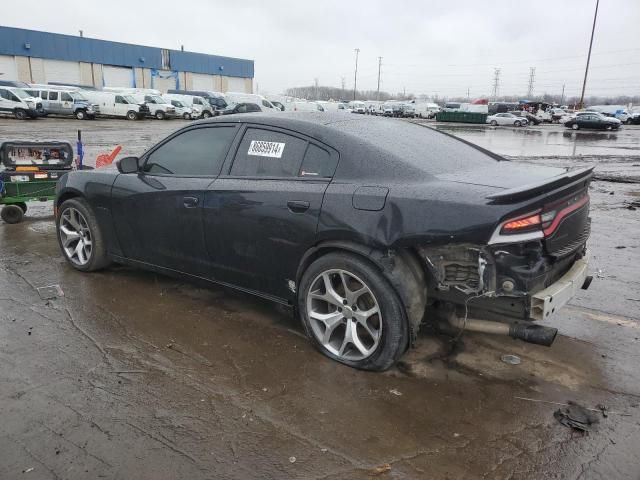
[55,113,592,370]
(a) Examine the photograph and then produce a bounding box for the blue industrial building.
[0,26,254,93]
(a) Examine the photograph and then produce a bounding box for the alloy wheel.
[306,269,382,361]
[59,207,93,266]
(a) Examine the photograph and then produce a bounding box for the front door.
[204,125,338,299]
[111,124,239,276]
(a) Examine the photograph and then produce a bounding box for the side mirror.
[116,156,140,174]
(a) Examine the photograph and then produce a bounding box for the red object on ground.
[471,98,488,105]
[95,146,122,169]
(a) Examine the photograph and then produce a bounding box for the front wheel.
[14,109,28,120]
[75,109,86,120]
[1,205,24,224]
[126,110,138,121]
[490,120,498,126]
[514,120,522,127]
[155,111,165,120]
[183,112,191,120]
[202,111,213,118]
[298,252,409,371]
[572,123,579,130]
[56,198,110,272]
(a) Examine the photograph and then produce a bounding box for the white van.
[164,93,214,118]
[290,101,324,112]
[348,101,366,114]
[414,102,440,119]
[25,87,99,120]
[82,91,149,120]
[225,92,279,112]
[0,86,44,119]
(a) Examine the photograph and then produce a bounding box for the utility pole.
[376,56,382,101]
[467,87,470,102]
[527,67,536,98]
[314,77,319,100]
[579,0,599,109]
[353,48,360,100]
[560,83,566,106]
[341,76,346,99]
[491,68,501,101]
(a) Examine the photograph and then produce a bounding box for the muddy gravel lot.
[1,117,639,479]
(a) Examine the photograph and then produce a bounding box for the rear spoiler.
[486,166,594,203]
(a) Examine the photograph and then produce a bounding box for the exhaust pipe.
[441,314,558,347]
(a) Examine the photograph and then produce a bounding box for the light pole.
[353,48,360,100]
[579,0,599,109]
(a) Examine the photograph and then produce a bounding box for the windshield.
[12,88,31,99]
[150,95,165,104]
[171,100,185,107]
[124,95,139,104]
[72,92,87,101]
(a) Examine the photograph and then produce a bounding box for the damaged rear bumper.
[529,257,590,321]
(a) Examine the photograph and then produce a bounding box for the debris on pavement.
[288,456,296,464]
[554,401,600,432]
[368,463,391,476]
[36,284,64,300]
[389,388,402,396]
[22,467,34,473]
[501,354,521,365]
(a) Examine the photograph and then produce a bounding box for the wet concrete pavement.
[1,118,640,479]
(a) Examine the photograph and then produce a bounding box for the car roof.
[190,113,501,181]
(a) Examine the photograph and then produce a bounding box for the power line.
[491,68,501,100]
[527,67,536,97]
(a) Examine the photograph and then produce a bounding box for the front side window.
[49,91,59,101]
[61,92,73,102]
[143,127,236,176]
[39,91,48,100]
[231,128,308,177]
[115,95,125,104]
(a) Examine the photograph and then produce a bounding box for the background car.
[564,112,621,130]
[486,113,527,127]
[509,110,541,125]
[221,102,262,115]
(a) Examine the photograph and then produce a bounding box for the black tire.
[56,197,110,272]
[75,109,86,120]
[1,205,24,224]
[514,120,522,127]
[155,111,165,120]
[297,252,409,371]
[606,125,613,131]
[202,111,213,119]
[15,202,27,213]
[183,112,191,120]
[14,109,28,120]
[490,120,498,126]
[126,110,138,121]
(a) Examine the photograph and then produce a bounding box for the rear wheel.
[126,110,138,121]
[298,252,409,371]
[14,109,28,120]
[183,112,191,120]
[56,198,110,272]
[202,111,213,118]
[1,205,24,224]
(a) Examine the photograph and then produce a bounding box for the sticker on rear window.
[248,140,285,158]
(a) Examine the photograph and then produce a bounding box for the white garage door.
[103,66,134,87]
[191,73,214,91]
[0,55,18,82]
[44,59,81,84]
[152,70,177,93]
[227,76,247,93]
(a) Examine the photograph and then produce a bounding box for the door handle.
[183,196,199,208]
[287,200,310,213]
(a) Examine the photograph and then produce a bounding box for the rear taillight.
[501,212,541,234]
[542,192,589,236]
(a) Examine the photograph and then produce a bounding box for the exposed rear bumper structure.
[529,257,590,321]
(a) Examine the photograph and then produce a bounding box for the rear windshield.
[335,119,499,175]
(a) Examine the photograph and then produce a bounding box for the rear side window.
[40,91,48,100]
[143,127,236,176]
[49,91,58,101]
[300,144,337,178]
[231,128,307,177]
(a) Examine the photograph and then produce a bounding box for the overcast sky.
[3,0,639,98]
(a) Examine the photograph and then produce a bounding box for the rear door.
[47,90,62,114]
[203,125,339,299]
[111,124,239,275]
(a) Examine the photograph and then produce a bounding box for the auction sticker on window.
[248,140,285,158]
